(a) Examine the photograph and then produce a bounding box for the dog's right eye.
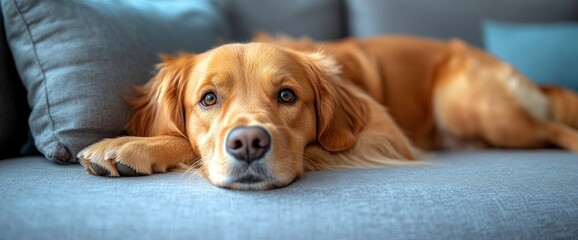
[200,92,218,107]
[278,88,297,104]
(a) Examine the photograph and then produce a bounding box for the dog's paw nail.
[105,150,117,161]
[91,163,110,176]
[115,162,142,176]
[78,150,90,159]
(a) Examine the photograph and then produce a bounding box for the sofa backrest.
[345,0,578,46]
[218,0,578,46]
[215,0,346,41]
[0,9,30,159]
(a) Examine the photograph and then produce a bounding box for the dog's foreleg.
[78,135,197,177]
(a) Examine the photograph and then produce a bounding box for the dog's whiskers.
[179,156,207,183]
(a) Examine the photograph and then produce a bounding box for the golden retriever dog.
[79,35,578,190]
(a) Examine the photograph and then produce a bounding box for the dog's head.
[128,43,367,190]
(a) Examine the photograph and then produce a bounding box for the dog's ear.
[252,31,274,42]
[303,52,368,152]
[125,53,195,138]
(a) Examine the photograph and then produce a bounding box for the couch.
[1,0,577,239]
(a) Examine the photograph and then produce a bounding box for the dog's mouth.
[214,163,294,190]
[223,177,293,191]
[223,165,275,190]
[234,174,265,184]
[207,163,299,190]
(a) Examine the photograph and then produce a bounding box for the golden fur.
[79,35,578,190]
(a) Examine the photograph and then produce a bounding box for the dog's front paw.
[78,138,152,177]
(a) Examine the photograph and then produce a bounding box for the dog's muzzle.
[225,126,272,184]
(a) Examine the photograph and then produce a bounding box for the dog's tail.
[540,86,578,151]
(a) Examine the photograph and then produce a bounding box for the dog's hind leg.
[544,123,578,151]
[539,86,578,150]
[540,86,578,129]
[433,40,578,151]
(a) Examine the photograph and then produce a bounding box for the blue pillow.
[2,0,230,163]
[483,21,578,92]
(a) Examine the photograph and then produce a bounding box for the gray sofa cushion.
[345,0,578,46]
[216,0,344,41]
[2,0,230,163]
[1,151,577,239]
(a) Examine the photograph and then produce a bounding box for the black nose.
[226,126,271,164]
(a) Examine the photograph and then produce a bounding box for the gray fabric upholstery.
[345,0,578,46]
[1,151,577,239]
[2,0,230,163]
[216,0,344,41]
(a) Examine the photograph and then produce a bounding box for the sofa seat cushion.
[1,151,577,239]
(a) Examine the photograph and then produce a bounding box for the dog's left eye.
[200,92,218,107]
[278,88,297,104]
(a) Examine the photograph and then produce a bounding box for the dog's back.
[257,35,578,151]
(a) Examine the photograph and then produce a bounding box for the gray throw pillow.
[2,0,230,163]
